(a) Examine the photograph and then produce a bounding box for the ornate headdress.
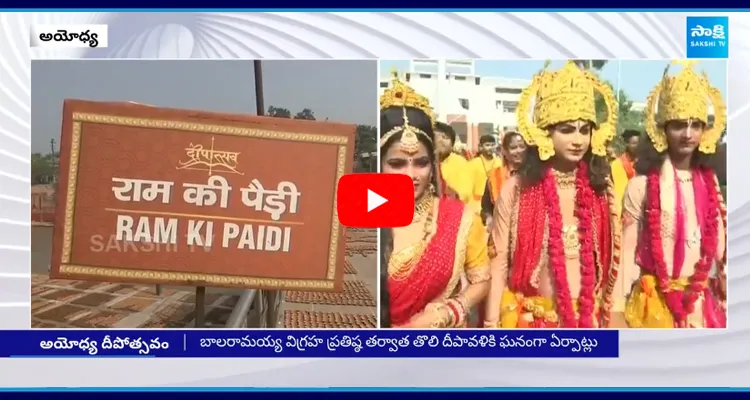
[516,61,617,161]
[379,68,434,155]
[644,60,726,154]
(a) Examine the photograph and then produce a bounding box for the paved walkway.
[31,228,377,329]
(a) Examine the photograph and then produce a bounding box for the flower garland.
[541,162,598,328]
[711,181,727,303]
[574,165,597,328]
[600,179,622,326]
[645,166,720,327]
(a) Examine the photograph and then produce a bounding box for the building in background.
[379,59,527,149]
[380,61,720,151]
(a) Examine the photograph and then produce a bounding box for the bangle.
[446,295,469,327]
[445,301,461,327]
[483,320,498,328]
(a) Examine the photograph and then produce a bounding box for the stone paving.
[31,228,377,329]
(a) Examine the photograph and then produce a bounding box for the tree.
[267,106,291,118]
[31,152,55,184]
[355,124,377,157]
[583,64,645,154]
[264,106,373,168]
[573,60,608,71]
[355,124,377,171]
[294,108,316,121]
[538,60,552,74]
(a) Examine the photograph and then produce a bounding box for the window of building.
[413,60,438,74]
[379,81,389,88]
[446,61,473,75]
[495,100,503,110]
[477,122,495,138]
[495,87,522,94]
[450,122,468,146]
[503,100,518,113]
[458,98,470,110]
[453,75,467,81]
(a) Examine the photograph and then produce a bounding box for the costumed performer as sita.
[378,74,490,328]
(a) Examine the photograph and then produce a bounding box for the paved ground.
[31,227,377,329]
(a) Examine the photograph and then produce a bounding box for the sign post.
[50,100,354,304]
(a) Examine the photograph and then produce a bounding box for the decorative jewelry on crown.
[379,68,434,155]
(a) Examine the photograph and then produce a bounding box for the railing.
[225,290,283,328]
[31,208,56,225]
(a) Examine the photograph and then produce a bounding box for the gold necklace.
[414,194,433,221]
[676,170,692,183]
[553,169,576,189]
[388,196,436,281]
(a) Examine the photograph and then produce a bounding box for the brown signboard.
[50,99,354,292]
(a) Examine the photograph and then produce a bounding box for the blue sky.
[379,60,727,103]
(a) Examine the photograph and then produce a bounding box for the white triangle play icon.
[367,189,388,212]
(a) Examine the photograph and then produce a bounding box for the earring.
[429,183,436,194]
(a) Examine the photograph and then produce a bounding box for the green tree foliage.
[573,60,608,71]
[31,152,57,184]
[266,105,377,170]
[573,61,644,154]
[294,108,316,120]
[355,124,377,171]
[266,106,291,118]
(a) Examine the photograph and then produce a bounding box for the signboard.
[50,99,354,292]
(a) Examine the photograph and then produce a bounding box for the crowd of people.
[379,60,727,329]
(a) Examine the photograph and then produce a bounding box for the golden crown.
[644,60,726,154]
[379,68,434,123]
[379,68,434,155]
[516,61,617,160]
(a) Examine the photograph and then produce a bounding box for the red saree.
[388,198,465,327]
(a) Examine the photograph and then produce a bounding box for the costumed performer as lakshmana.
[378,74,490,328]
[609,61,727,328]
[483,61,621,328]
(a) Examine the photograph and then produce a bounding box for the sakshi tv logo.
[686,16,728,59]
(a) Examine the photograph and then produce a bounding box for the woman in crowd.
[379,74,490,328]
[481,131,527,225]
[484,61,621,328]
[610,61,727,328]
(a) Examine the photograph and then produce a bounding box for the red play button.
[336,173,414,228]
